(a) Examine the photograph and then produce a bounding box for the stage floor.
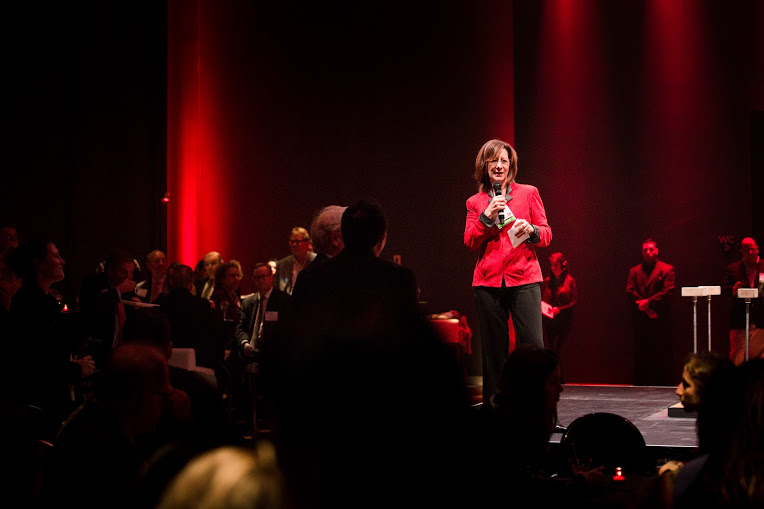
[467,378,699,453]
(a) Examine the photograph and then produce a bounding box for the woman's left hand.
[513,219,534,237]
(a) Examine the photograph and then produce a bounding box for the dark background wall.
[3,1,761,383]
[2,1,167,302]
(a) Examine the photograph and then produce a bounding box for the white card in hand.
[508,222,529,248]
[541,301,554,319]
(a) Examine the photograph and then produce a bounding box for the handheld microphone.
[492,181,504,224]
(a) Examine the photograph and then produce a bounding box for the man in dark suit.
[291,198,420,335]
[722,237,764,364]
[155,264,226,376]
[78,249,137,366]
[199,251,223,300]
[268,201,474,508]
[232,262,292,432]
[626,237,676,385]
[236,262,292,359]
[274,226,316,294]
[134,250,167,304]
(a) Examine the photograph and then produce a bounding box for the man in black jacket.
[723,237,764,364]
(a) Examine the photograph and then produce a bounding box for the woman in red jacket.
[464,139,552,403]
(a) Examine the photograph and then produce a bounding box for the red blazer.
[464,183,552,288]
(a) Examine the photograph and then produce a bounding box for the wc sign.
[718,234,736,253]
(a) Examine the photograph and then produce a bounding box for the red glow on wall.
[533,0,610,209]
[167,0,199,266]
[641,0,710,135]
[167,0,229,267]
[639,0,717,221]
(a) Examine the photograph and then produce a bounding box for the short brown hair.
[473,139,518,193]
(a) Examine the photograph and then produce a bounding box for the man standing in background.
[723,237,764,365]
[627,237,676,386]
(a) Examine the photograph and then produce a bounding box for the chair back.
[561,412,650,474]
[169,348,197,371]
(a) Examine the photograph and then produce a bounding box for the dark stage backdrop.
[4,1,762,383]
[2,2,167,306]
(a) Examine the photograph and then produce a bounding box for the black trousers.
[475,282,543,403]
[543,311,573,382]
[632,313,673,386]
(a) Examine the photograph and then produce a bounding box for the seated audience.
[78,248,137,365]
[5,237,95,426]
[480,344,606,506]
[199,251,224,300]
[675,351,734,414]
[229,262,292,433]
[671,359,764,508]
[274,227,315,294]
[156,264,226,377]
[193,258,207,296]
[211,260,244,326]
[122,307,241,447]
[655,352,735,478]
[43,343,174,509]
[135,249,168,304]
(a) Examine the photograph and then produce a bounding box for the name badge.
[265,311,278,322]
[495,206,516,229]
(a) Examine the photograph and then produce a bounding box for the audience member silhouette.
[654,352,735,483]
[482,345,562,480]
[211,260,244,327]
[269,202,474,508]
[135,249,168,304]
[193,258,207,296]
[269,313,475,509]
[127,306,239,433]
[675,351,733,414]
[290,198,420,329]
[480,344,610,506]
[5,237,95,426]
[78,248,137,366]
[155,441,285,509]
[670,359,764,508]
[308,205,347,264]
[156,264,226,378]
[44,343,174,509]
